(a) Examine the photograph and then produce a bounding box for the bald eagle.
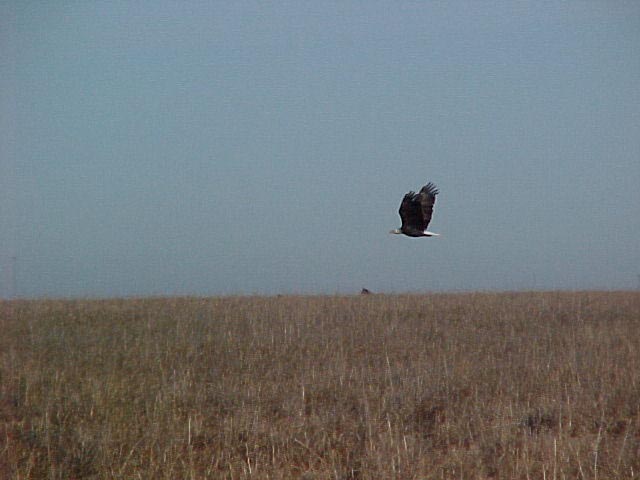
[390,182,440,237]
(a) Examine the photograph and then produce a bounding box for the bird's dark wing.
[399,191,425,231]
[417,182,439,229]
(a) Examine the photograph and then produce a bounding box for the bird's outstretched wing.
[417,182,439,230]
[399,191,424,231]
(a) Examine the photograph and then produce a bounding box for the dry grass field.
[1,291,640,479]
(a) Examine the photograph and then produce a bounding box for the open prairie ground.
[1,291,640,479]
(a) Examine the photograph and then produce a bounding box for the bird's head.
[389,229,402,235]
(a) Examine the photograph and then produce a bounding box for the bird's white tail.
[424,231,440,237]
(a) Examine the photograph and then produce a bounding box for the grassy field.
[1,291,639,479]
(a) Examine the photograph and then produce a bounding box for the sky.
[1,1,639,298]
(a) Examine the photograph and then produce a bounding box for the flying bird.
[390,182,440,237]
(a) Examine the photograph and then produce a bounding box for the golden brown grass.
[1,291,640,479]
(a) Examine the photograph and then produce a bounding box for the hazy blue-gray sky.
[2,2,639,297]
